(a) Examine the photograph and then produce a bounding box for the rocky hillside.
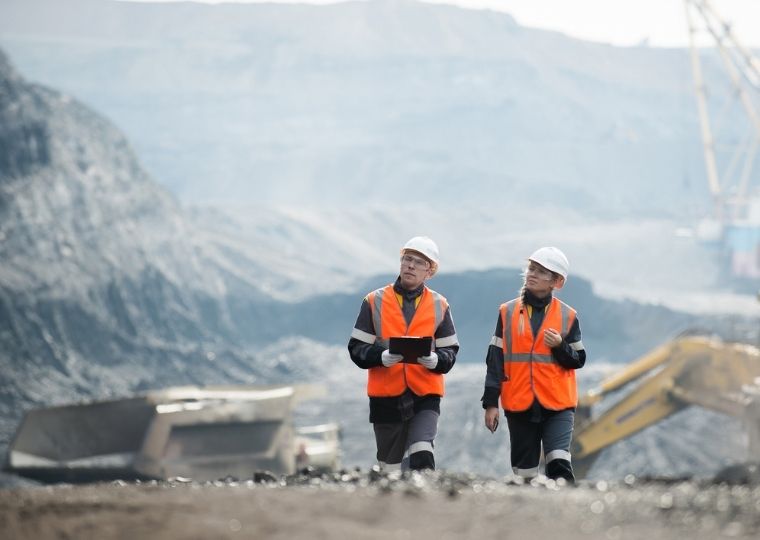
[0,48,278,449]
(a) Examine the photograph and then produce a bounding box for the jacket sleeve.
[551,317,586,369]
[431,305,459,374]
[481,312,504,409]
[347,298,384,369]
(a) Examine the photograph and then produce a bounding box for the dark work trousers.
[373,409,439,471]
[506,406,575,482]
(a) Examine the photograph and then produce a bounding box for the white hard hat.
[528,247,569,280]
[401,236,440,274]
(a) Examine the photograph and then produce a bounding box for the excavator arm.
[572,337,760,478]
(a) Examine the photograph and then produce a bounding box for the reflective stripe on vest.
[500,297,577,411]
[366,284,447,397]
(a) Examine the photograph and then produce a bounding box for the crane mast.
[684,0,760,282]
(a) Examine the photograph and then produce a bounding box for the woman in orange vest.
[481,247,585,483]
[348,236,459,472]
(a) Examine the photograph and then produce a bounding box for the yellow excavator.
[572,336,760,478]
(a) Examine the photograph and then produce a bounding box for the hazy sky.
[123,0,760,47]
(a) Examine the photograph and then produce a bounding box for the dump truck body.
[4,385,340,483]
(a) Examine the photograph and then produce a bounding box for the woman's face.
[524,262,559,297]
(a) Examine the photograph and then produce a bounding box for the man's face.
[399,250,433,290]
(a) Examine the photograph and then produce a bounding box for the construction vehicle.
[572,336,760,478]
[3,384,341,483]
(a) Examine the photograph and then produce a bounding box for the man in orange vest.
[481,247,585,483]
[348,236,459,472]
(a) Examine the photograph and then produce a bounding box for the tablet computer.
[389,336,433,364]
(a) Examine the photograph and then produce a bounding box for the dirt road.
[2,471,759,540]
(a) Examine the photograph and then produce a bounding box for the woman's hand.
[484,407,500,433]
[544,328,562,348]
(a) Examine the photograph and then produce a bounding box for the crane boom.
[684,0,721,200]
[683,0,760,282]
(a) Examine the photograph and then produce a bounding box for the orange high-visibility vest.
[366,284,448,397]
[499,297,577,411]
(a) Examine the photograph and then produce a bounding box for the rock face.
[1,48,220,298]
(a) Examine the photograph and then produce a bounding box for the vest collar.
[523,288,553,310]
[393,276,425,301]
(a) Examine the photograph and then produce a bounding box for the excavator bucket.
[3,385,340,483]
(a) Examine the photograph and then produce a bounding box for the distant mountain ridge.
[3,0,752,310]
[0,0,731,214]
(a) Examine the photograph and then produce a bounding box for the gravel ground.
[3,468,760,540]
